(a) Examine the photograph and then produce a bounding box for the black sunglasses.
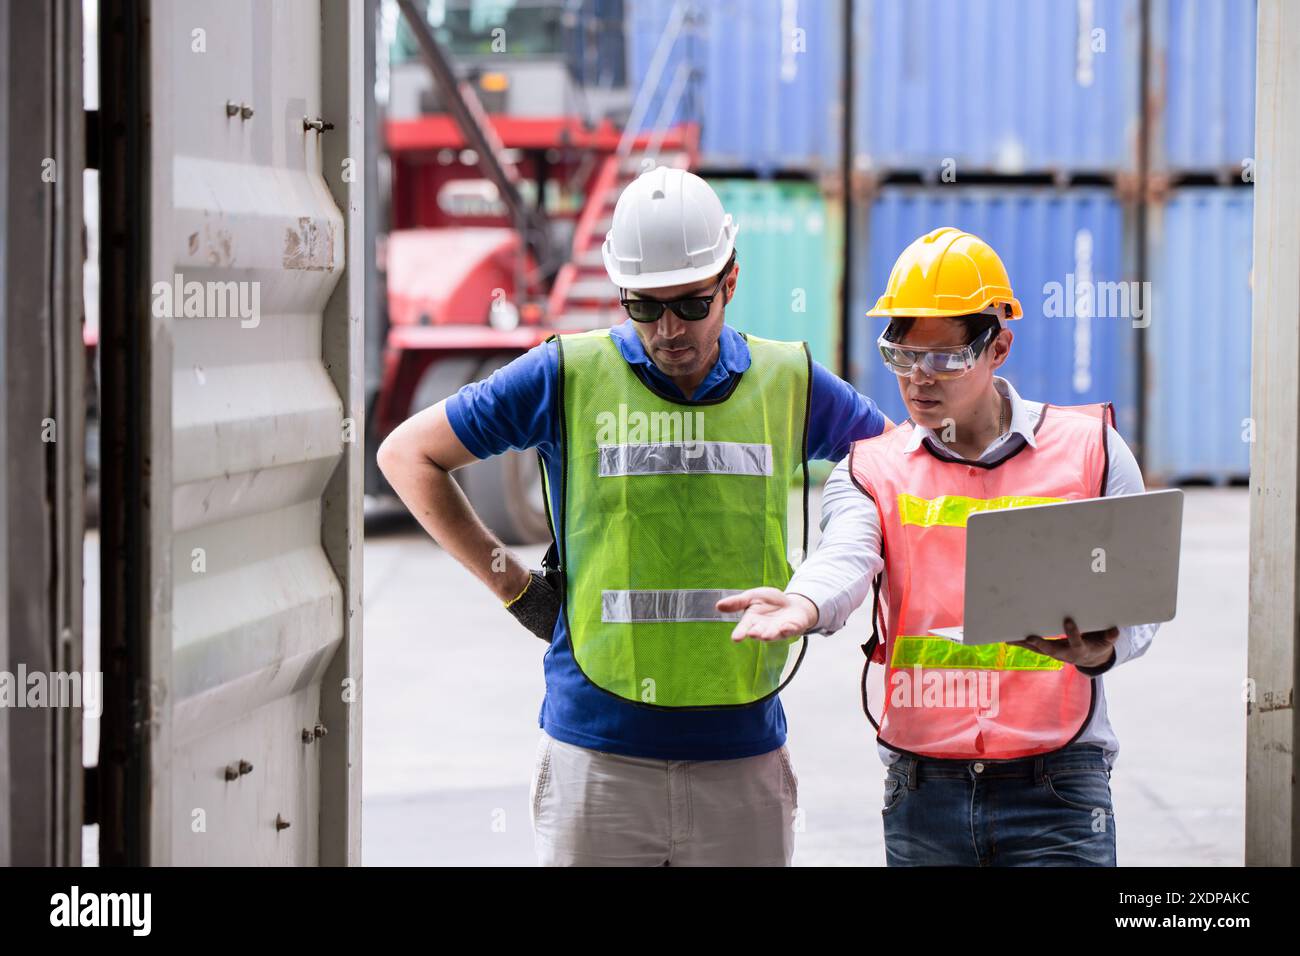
[620,255,735,323]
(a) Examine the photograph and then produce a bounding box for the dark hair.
[883,310,1003,345]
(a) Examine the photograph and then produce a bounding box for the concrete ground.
[361,487,1248,867]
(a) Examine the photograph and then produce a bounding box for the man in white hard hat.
[379,166,890,866]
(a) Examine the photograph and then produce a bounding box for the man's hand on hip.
[505,569,562,642]
[716,588,819,642]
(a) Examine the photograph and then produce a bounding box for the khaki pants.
[529,732,799,866]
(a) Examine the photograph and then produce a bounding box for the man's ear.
[989,329,1013,369]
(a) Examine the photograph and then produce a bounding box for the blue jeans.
[881,743,1117,866]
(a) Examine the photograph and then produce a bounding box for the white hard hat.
[602,166,739,291]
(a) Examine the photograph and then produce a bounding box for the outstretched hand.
[716,588,819,643]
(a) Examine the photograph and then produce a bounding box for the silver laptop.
[929,489,1183,646]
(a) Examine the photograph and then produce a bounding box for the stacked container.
[846,0,1147,465]
[1143,0,1257,482]
[709,180,842,374]
[849,189,1138,435]
[846,0,1255,482]
[625,0,1256,481]
[627,0,844,175]
[1144,188,1254,481]
[627,0,848,383]
[1154,0,1257,175]
[854,0,1141,175]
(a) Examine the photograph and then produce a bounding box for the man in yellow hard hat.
[719,227,1159,866]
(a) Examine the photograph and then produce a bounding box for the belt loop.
[906,757,919,791]
[1033,756,1045,785]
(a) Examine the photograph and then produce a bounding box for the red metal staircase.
[546,150,694,330]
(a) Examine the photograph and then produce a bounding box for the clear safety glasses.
[877,325,997,380]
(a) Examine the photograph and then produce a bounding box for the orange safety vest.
[849,401,1115,761]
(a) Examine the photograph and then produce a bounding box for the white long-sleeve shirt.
[786,376,1157,768]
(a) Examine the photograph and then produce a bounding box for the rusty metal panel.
[135,0,362,865]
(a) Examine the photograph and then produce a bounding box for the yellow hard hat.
[868,227,1023,320]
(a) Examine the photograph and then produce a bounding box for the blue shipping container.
[627,0,843,174]
[1158,0,1257,172]
[848,188,1139,434]
[854,0,1141,174]
[566,0,629,88]
[1145,187,1253,481]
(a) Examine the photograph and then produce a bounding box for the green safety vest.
[548,328,811,709]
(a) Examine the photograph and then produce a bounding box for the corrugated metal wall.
[854,0,1141,174]
[145,0,363,864]
[627,0,843,174]
[848,189,1138,432]
[708,179,841,372]
[1145,188,1253,480]
[1156,0,1257,173]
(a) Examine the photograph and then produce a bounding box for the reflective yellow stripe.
[891,635,1064,671]
[897,493,1065,528]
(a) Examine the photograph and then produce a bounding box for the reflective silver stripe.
[602,589,744,623]
[598,442,773,477]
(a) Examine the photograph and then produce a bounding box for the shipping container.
[93,0,366,865]
[627,0,1255,180]
[854,0,1141,175]
[627,0,843,174]
[1154,0,1257,174]
[709,179,842,373]
[847,188,1139,435]
[566,0,630,89]
[1145,187,1253,481]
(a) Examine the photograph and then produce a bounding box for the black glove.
[505,569,562,643]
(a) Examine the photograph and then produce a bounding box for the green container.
[710,179,843,482]
[708,179,843,376]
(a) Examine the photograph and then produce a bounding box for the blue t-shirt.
[445,321,887,760]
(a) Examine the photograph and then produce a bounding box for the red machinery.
[370,2,698,542]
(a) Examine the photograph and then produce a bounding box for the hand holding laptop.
[928,489,1183,648]
[1008,616,1120,669]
